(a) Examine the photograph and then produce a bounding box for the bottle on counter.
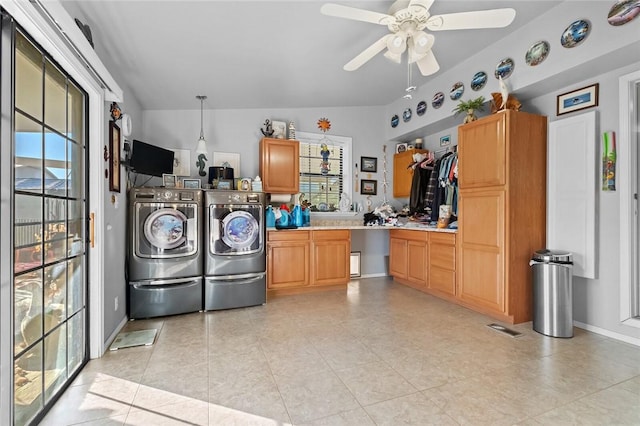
[266,205,275,228]
[302,206,310,227]
[292,203,303,227]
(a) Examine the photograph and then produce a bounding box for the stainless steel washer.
[127,188,203,318]
[204,190,266,310]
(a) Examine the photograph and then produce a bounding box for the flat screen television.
[129,140,174,177]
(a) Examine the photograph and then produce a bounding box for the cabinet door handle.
[89,212,95,248]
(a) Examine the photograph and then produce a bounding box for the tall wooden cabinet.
[393,149,428,198]
[259,138,299,193]
[457,110,547,324]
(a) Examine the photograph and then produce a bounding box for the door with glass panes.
[6,25,89,426]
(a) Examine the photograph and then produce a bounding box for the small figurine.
[320,143,331,176]
[110,102,122,121]
[260,119,274,137]
[338,192,351,212]
[196,153,208,176]
[288,121,296,140]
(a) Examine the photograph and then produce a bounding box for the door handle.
[89,212,95,248]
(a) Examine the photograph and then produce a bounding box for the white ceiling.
[61,0,560,111]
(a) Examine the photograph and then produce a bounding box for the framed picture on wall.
[361,179,377,195]
[557,83,599,116]
[360,156,377,173]
[108,121,121,193]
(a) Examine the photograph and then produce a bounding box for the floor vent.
[487,323,522,338]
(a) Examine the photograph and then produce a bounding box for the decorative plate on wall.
[608,0,640,26]
[432,92,445,109]
[403,108,412,122]
[416,100,427,116]
[525,40,550,66]
[449,82,464,100]
[391,114,399,128]
[561,19,590,48]
[494,57,515,79]
[471,71,487,91]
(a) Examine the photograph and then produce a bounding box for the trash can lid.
[532,249,573,263]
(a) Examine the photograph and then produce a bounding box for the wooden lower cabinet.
[267,229,350,295]
[428,232,456,298]
[311,230,351,286]
[389,229,457,299]
[389,233,428,286]
[389,235,408,279]
[267,231,310,289]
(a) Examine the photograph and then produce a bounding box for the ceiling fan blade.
[416,50,440,76]
[408,0,435,16]
[426,8,516,31]
[321,3,392,25]
[344,35,391,71]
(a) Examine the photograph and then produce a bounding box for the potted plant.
[453,96,485,124]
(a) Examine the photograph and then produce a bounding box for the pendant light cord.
[197,95,207,140]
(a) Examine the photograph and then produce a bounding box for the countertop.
[267,224,457,233]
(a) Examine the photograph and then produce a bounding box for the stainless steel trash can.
[529,249,574,338]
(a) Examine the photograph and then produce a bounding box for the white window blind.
[296,131,352,213]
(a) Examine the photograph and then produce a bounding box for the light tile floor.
[41,278,640,425]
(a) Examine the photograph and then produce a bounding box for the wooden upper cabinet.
[260,138,299,193]
[393,149,428,198]
[458,114,506,189]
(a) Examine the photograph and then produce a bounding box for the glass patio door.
[9,25,89,425]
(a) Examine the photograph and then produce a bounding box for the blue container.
[302,207,310,227]
[292,205,303,227]
[278,210,290,227]
[266,206,275,228]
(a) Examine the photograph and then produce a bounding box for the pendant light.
[195,95,208,176]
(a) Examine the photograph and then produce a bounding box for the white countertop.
[267,225,457,233]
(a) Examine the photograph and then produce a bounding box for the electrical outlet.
[114,296,119,311]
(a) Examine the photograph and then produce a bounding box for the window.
[297,131,352,212]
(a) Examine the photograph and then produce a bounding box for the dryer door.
[210,204,263,255]
[135,203,199,258]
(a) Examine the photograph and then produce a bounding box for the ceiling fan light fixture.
[412,31,434,55]
[386,33,407,54]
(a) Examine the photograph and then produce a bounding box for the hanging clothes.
[429,152,458,221]
[408,152,435,215]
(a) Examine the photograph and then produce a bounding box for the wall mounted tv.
[129,140,174,177]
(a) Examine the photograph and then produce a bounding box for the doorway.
[1,18,90,425]
[619,70,640,326]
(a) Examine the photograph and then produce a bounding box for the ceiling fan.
[321,0,516,76]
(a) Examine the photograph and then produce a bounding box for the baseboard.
[102,315,129,356]
[574,321,640,347]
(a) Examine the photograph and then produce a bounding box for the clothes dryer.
[204,190,266,310]
[127,188,203,318]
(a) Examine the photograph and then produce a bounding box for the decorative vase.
[463,109,477,124]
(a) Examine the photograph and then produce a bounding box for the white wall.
[528,61,640,342]
[101,89,143,344]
